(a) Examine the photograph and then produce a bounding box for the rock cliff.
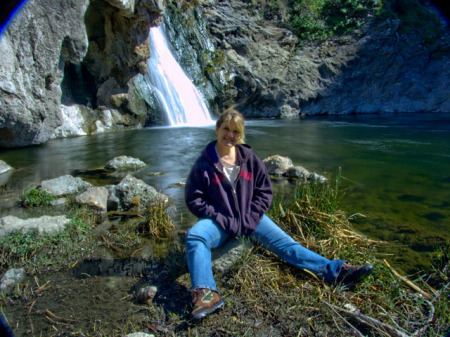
[0,0,162,148]
[165,0,449,118]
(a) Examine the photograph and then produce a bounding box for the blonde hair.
[216,108,245,144]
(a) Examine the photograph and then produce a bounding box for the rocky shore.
[0,153,325,287]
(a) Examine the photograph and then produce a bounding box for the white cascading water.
[147,25,215,127]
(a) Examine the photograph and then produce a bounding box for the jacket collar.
[203,140,252,166]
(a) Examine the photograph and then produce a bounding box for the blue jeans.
[185,215,346,291]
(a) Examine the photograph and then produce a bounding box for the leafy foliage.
[20,188,57,207]
[285,0,379,41]
[283,0,442,44]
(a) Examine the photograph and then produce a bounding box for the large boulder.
[107,174,167,211]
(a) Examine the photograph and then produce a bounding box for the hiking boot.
[335,263,374,287]
[191,288,224,320]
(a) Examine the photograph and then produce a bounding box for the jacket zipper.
[214,163,243,233]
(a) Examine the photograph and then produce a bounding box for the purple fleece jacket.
[185,140,273,236]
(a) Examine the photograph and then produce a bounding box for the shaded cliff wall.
[0,0,162,148]
[164,0,449,118]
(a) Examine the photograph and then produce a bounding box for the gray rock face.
[1,0,448,148]
[0,0,163,148]
[0,0,90,148]
[167,0,449,117]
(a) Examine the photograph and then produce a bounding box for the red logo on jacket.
[212,173,222,185]
[240,170,252,181]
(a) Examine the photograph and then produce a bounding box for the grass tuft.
[19,188,57,208]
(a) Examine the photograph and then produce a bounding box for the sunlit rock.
[0,0,90,148]
[263,155,328,182]
[75,187,109,211]
[51,105,88,139]
[40,175,92,197]
[286,166,310,179]
[105,156,147,171]
[107,174,167,211]
[0,215,71,239]
[263,155,293,176]
[0,160,13,175]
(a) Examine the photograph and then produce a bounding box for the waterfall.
[146,25,215,127]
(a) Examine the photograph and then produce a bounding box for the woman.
[185,109,373,320]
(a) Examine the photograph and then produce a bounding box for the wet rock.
[286,166,310,179]
[40,175,92,197]
[263,155,293,176]
[75,187,109,211]
[105,156,147,171]
[107,174,167,211]
[307,172,328,183]
[263,155,327,182]
[0,215,71,239]
[0,268,26,294]
[136,286,158,305]
[0,160,13,175]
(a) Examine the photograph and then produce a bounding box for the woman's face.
[216,120,241,149]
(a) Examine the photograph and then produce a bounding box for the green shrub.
[20,188,57,207]
[322,0,379,34]
[285,0,329,41]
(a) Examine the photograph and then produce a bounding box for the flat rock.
[0,215,71,239]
